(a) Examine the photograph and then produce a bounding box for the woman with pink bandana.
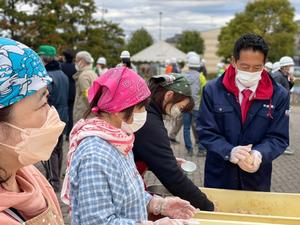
[61,67,197,225]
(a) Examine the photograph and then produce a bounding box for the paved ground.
[36,106,300,224]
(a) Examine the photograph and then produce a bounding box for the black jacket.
[46,60,69,125]
[61,62,77,102]
[133,101,214,211]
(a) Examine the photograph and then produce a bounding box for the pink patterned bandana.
[88,66,151,113]
[61,117,135,206]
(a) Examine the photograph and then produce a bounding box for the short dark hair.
[233,33,269,62]
[62,49,75,63]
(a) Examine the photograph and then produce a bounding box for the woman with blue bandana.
[0,38,65,225]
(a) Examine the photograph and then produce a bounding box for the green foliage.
[176,30,204,54]
[217,0,298,62]
[127,27,153,56]
[0,0,125,66]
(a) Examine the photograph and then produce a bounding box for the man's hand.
[230,145,252,164]
[238,150,262,173]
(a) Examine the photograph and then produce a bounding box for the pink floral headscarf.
[88,66,151,113]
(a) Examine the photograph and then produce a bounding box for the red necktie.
[241,89,253,123]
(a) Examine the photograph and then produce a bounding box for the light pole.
[159,11,162,41]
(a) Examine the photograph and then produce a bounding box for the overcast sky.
[94,0,300,41]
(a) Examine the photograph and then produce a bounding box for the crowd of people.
[0,32,293,224]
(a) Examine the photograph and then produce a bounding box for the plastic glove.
[238,150,262,173]
[154,217,189,225]
[161,197,197,219]
[230,145,252,164]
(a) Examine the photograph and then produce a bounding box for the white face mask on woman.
[0,107,65,166]
[128,111,147,133]
[170,105,182,118]
[236,69,262,88]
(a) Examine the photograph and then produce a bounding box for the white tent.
[131,41,187,63]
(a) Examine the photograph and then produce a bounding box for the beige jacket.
[73,65,98,124]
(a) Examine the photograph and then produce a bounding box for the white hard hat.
[170,57,177,64]
[120,50,130,58]
[279,56,294,67]
[186,51,198,61]
[165,59,171,64]
[187,55,201,68]
[97,57,106,65]
[272,61,280,73]
[265,62,273,70]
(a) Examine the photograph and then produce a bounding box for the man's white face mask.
[236,69,262,88]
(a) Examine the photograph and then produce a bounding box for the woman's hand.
[161,197,197,219]
[176,157,187,167]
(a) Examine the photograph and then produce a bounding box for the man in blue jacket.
[197,33,289,191]
[39,45,69,192]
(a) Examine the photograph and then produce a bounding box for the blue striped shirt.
[69,136,152,225]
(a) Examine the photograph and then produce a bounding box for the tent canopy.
[131,41,187,63]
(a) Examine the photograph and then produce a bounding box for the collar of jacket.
[147,100,164,120]
[222,64,273,100]
[45,60,61,71]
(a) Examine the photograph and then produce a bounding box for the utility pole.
[159,11,162,41]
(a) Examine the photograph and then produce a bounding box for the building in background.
[200,28,222,74]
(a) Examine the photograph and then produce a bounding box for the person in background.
[96,56,108,76]
[61,67,196,225]
[61,49,77,140]
[183,55,206,157]
[73,51,98,124]
[39,45,69,192]
[199,59,208,77]
[169,52,207,147]
[264,62,273,73]
[272,61,280,74]
[170,57,180,73]
[133,74,214,211]
[119,50,137,72]
[216,62,226,77]
[272,56,295,155]
[165,59,173,74]
[0,37,65,224]
[272,56,295,91]
[197,33,289,191]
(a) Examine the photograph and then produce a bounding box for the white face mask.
[170,105,182,118]
[236,69,262,88]
[128,111,147,133]
[75,64,80,71]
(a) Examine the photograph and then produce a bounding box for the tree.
[0,0,36,45]
[176,30,204,55]
[217,0,298,62]
[0,0,126,65]
[77,21,125,67]
[127,27,153,55]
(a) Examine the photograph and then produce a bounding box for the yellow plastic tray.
[196,187,300,225]
[189,218,284,225]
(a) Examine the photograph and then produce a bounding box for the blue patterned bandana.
[0,38,52,109]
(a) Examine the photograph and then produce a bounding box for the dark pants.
[49,135,64,192]
[66,100,74,138]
